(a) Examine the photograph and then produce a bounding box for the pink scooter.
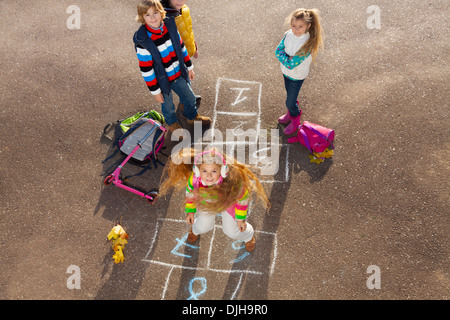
[103,118,167,204]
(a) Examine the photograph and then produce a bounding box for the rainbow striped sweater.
[135,22,193,95]
[185,173,249,220]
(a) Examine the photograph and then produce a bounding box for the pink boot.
[287,132,299,144]
[278,110,291,124]
[283,112,302,135]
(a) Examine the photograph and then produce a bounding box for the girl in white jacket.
[275,8,324,136]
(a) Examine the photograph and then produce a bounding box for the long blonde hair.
[286,8,324,62]
[159,148,270,213]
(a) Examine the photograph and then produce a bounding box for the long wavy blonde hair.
[286,8,324,62]
[159,148,270,213]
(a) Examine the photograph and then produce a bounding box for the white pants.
[192,211,254,242]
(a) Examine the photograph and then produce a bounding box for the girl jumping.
[159,148,270,252]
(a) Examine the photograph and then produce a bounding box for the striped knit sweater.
[135,23,193,95]
[185,173,250,221]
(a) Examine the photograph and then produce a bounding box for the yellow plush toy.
[309,148,334,164]
[107,225,129,264]
[309,154,324,164]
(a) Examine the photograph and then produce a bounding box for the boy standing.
[133,0,210,134]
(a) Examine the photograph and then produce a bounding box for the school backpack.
[102,110,167,177]
[287,121,335,164]
[117,110,164,136]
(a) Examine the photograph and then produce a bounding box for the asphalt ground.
[0,0,448,303]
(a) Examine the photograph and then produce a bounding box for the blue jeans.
[161,77,198,125]
[283,75,304,118]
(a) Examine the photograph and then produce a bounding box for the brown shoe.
[178,96,202,118]
[186,114,211,126]
[168,122,183,140]
[168,122,182,133]
[187,228,199,243]
[245,236,256,252]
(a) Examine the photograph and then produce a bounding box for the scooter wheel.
[146,191,159,204]
[104,175,114,185]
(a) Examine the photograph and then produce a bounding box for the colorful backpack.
[115,110,164,137]
[102,110,167,177]
[287,121,335,164]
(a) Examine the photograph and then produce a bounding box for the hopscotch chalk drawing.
[143,217,277,299]
[142,78,290,299]
[209,78,291,182]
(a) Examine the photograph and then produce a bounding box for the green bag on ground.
[119,110,165,133]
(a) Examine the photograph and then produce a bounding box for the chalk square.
[211,114,260,144]
[143,218,263,272]
[258,143,291,181]
[161,268,244,300]
[143,219,209,269]
[207,226,277,275]
[143,218,277,276]
[214,78,262,115]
